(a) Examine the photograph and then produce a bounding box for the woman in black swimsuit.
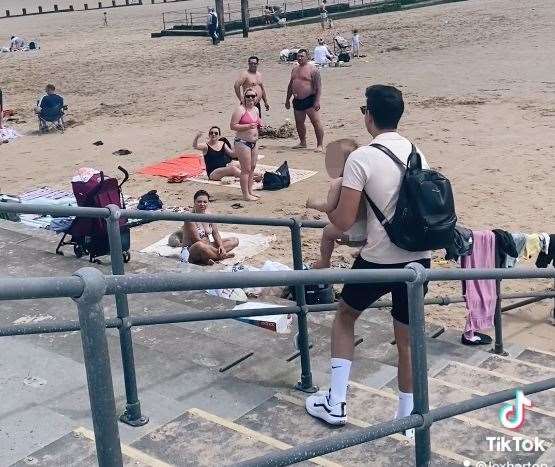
[193,126,240,180]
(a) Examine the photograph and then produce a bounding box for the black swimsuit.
[204,142,231,177]
[293,94,316,111]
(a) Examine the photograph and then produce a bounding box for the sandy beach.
[1,0,554,348]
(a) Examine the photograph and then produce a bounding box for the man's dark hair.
[365,85,404,129]
[194,190,210,201]
[298,48,309,55]
[46,84,56,92]
[248,56,259,63]
[11,36,14,40]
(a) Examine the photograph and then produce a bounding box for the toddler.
[306,139,366,269]
[351,29,362,58]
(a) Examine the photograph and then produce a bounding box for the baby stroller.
[333,35,351,62]
[55,166,131,263]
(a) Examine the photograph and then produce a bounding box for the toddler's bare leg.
[313,224,343,269]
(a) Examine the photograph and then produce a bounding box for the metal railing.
[1,201,554,466]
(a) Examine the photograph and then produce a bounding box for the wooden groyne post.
[240,0,249,37]
[215,0,225,41]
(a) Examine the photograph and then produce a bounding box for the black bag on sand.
[364,143,457,252]
[338,51,350,62]
[262,161,291,190]
[137,190,163,211]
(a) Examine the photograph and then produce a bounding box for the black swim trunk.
[256,102,262,118]
[292,94,316,112]
[341,256,431,325]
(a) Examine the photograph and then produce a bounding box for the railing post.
[106,205,149,427]
[290,219,317,393]
[72,267,123,467]
[406,262,431,467]
[493,279,507,355]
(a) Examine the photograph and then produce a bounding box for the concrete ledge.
[153,0,469,38]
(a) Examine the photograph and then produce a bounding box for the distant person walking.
[103,12,108,27]
[285,49,324,151]
[320,0,332,30]
[207,8,219,45]
[351,29,362,57]
[234,56,270,117]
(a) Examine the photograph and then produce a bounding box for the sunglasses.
[360,105,367,115]
[209,131,219,136]
[245,95,257,100]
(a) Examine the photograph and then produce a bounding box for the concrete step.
[236,393,461,466]
[381,370,555,442]
[350,382,546,464]
[432,361,555,413]
[515,348,555,369]
[478,354,555,381]
[11,427,168,467]
[426,377,555,442]
[130,408,323,466]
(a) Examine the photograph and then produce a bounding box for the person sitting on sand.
[231,88,262,201]
[306,139,366,269]
[313,38,335,66]
[9,36,25,52]
[193,126,241,181]
[178,190,239,265]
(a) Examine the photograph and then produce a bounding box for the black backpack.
[364,143,456,252]
[262,161,291,190]
[137,190,163,211]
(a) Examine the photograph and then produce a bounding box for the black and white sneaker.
[305,390,346,426]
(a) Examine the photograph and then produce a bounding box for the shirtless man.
[234,56,270,116]
[285,49,324,151]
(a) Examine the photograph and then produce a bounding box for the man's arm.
[311,67,322,111]
[285,73,294,109]
[327,187,362,232]
[259,76,270,109]
[234,73,245,102]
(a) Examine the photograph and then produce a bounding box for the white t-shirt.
[342,131,432,264]
[313,45,330,65]
[10,37,24,49]
[351,34,360,49]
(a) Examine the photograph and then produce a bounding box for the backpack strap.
[370,143,406,167]
[362,143,405,226]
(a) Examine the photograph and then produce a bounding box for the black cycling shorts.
[341,256,430,325]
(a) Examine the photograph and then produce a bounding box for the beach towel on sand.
[189,164,317,190]
[138,154,204,178]
[140,231,275,265]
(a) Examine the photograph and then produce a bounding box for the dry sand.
[1,0,554,350]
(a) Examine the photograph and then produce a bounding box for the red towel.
[138,154,204,178]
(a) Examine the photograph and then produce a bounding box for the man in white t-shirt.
[313,38,333,66]
[306,85,431,433]
[9,36,25,52]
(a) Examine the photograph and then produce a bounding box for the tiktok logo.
[498,390,532,430]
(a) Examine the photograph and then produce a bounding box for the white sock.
[329,358,351,406]
[395,391,414,418]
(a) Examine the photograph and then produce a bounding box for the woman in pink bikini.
[230,88,262,201]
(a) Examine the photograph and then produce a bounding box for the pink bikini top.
[239,108,261,127]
